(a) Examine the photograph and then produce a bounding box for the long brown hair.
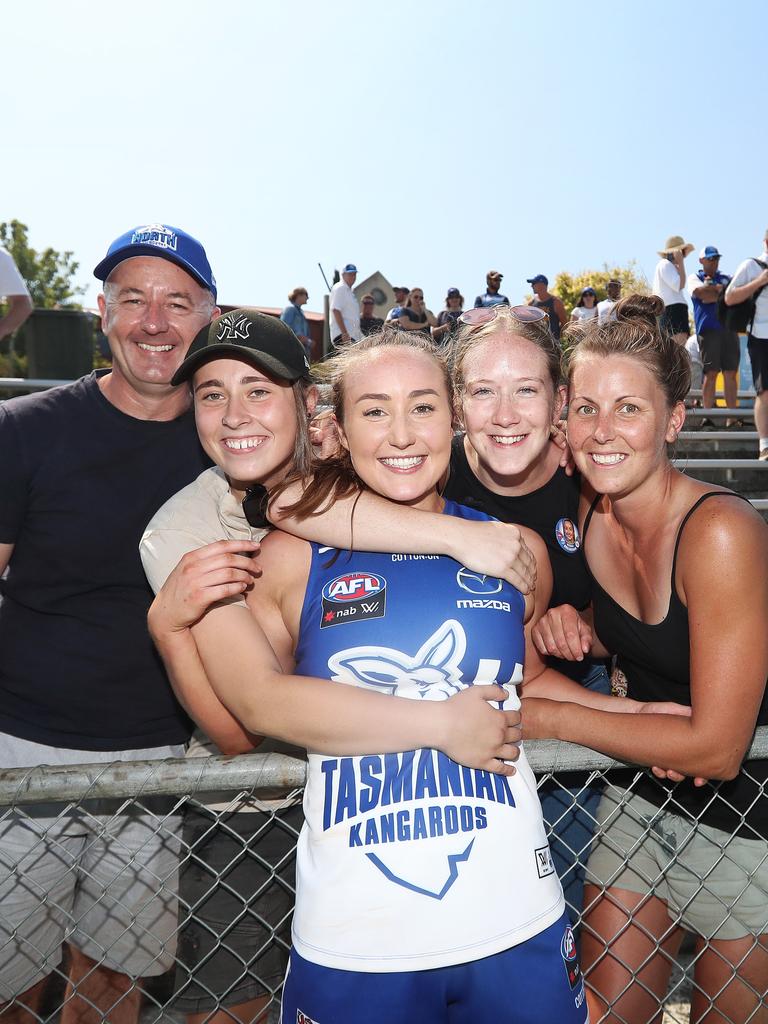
[272,330,451,520]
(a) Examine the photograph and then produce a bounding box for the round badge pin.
[555,517,580,553]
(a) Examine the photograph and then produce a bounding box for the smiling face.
[98,257,215,396]
[459,333,564,493]
[192,357,303,499]
[567,353,684,498]
[336,347,453,511]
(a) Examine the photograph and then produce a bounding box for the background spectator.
[570,286,598,322]
[329,263,361,348]
[527,274,567,341]
[432,287,464,345]
[386,285,409,320]
[726,229,768,459]
[391,287,437,334]
[474,270,510,308]
[281,286,313,360]
[653,235,692,346]
[597,279,622,324]
[0,246,33,341]
[359,293,384,336]
[687,246,739,424]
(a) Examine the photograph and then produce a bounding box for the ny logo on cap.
[216,312,251,342]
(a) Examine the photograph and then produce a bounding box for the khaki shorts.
[0,734,183,1001]
[585,788,768,941]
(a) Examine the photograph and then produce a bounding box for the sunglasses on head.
[242,484,270,529]
[458,304,548,328]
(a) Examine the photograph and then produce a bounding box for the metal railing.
[0,733,766,1024]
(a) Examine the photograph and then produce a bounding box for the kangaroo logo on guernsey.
[321,621,523,899]
[320,571,386,629]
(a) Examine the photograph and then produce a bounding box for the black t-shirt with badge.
[444,434,591,611]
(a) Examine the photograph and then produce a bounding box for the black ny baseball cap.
[172,308,310,386]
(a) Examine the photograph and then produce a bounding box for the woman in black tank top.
[525,295,768,1023]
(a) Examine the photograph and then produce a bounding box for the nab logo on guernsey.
[320,572,387,629]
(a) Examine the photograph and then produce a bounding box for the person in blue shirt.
[474,269,510,308]
[686,246,740,423]
[280,287,313,361]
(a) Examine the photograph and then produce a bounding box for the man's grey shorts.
[0,733,184,1001]
[585,787,768,941]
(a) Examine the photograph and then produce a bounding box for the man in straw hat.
[653,234,694,346]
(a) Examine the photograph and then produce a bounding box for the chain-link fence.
[0,733,766,1024]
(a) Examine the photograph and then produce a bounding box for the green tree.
[552,260,649,317]
[0,220,84,308]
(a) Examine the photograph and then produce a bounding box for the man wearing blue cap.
[329,263,361,348]
[686,246,740,422]
[0,224,218,1023]
[526,274,567,342]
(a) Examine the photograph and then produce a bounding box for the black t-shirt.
[0,372,210,750]
[444,435,590,611]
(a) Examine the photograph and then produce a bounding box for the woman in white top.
[570,286,598,323]
[652,235,693,346]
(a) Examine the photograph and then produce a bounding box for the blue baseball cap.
[699,245,722,260]
[526,274,548,286]
[581,286,596,296]
[342,263,358,274]
[94,223,217,299]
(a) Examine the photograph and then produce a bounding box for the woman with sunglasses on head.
[140,311,537,1024]
[444,302,611,929]
[570,287,598,323]
[526,295,768,1024]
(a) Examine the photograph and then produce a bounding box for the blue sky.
[6,0,766,313]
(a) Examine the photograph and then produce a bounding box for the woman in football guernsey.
[527,296,768,1024]
[443,303,612,929]
[152,330,693,1023]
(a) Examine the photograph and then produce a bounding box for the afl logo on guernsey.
[320,572,387,629]
[555,517,580,553]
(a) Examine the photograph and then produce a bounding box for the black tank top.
[530,296,561,340]
[444,436,600,686]
[584,491,768,838]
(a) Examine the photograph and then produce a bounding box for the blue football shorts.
[280,911,588,1024]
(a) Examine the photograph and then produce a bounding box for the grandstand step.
[677,431,757,442]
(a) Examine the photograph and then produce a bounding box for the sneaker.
[727,418,745,430]
[759,449,768,461]
[700,417,717,430]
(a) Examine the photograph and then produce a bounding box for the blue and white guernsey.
[292,501,564,972]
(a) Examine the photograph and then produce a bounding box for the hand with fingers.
[440,686,522,775]
[148,539,261,638]
[460,520,537,595]
[532,604,592,662]
[549,420,576,476]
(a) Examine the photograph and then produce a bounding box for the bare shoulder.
[253,528,312,599]
[677,489,768,593]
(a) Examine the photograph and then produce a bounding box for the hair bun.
[614,293,664,326]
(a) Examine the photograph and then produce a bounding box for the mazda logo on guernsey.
[455,567,503,595]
